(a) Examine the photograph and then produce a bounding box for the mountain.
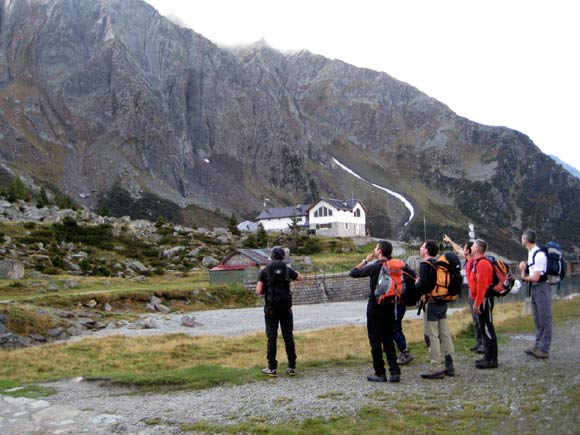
[0,0,579,255]
[550,155,580,180]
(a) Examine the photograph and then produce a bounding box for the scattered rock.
[181,316,202,328]
[125,259,147,273]
[162,246,185,258]
[47,327,63,337]
[66,326,82,336]
[0,333,32,349]
[156,304,171,314]
[85,299,98,308]
[202,256,219,268]
[29,333,47,342]
[0,259,25,279]
[103,302,112,312]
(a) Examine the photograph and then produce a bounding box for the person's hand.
[365,252,375,262]
[473,304,481,315]
[518,261,527,272]
[443,234,451,243]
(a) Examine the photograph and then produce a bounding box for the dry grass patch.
[0,300,576,391]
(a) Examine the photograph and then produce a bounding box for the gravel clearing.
[2,301,579,434]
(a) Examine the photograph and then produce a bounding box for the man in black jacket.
[256,247,303,377]
[350,240,402,383]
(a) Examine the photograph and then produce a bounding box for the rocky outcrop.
[0,0,578,250]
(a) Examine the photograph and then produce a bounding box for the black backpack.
[534,242,566,282]
[401,268,419,307]
[266,260,292,309]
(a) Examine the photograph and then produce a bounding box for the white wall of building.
[258,216,307,232]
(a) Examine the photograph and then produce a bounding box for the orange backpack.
[376,259,406,305]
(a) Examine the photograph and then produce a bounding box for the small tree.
[256,222,268,247]
[6,176,30,202]
[36,187,50,208]
[97,198,110,217]
[243,233,257,248]
[288,213,301,250]
[228,213,241,236]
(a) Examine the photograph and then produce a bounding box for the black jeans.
[478,297,498,362]
[265,305,296,370]
[366,300,400,376]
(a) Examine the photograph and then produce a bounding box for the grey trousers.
[531,281,552,353]
[468,295,483,346]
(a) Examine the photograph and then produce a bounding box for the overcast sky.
[145,0,579,171]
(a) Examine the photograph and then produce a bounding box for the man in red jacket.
[469,239,498,369]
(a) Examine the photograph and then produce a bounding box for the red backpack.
[474,256,515,297]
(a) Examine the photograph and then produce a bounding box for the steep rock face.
[0,0,578,251]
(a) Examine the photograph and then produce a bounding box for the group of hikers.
[255,229,553,381]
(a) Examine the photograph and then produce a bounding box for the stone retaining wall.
[247,274,369,305]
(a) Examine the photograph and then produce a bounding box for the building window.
[316,223,331,229]
[345,223,349,230]
[354,208,361,218]
[314,206,333,218]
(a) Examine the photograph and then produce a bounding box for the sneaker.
[285,368,297,376]
[530,349,549,359]
[389,374,401,383]
[261,368,277,377]
[420,370,445,380]
[397,352,414,366]
[367,373,388,382]
[475,360,498,369]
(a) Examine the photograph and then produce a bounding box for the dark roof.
[308,198,365,212]
[256,204,312,220]
[213,248,291,270]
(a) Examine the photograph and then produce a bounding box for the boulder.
[0,333,32,349]
[181,316,202,328]
[66,326,82,336]
[0,260,25,279]
[29,333,46,342]
[156,304,171,314]
[201,256,219,268]
[125,259,147,273]
[162,246,185,258]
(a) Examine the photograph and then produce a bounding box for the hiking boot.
[420,370,445,380]
[475,357,487,364]
[367,373,388,382]
[285,368,297,376]
[397,351,414,366]
[530,349,549,359]
[261,367,277,377]
[524,347,536,356]
[444,355,455,377]
[389,374,401,383]
[469,344,480,352]
[475,360,498,369]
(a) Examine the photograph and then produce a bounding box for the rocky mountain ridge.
[0,0,578,251]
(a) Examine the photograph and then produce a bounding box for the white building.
[256,198,366,237]
[255,204,310,232]
[307,198,366,237]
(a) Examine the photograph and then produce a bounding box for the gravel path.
[70,300,438,340]
[2,302,579,435]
